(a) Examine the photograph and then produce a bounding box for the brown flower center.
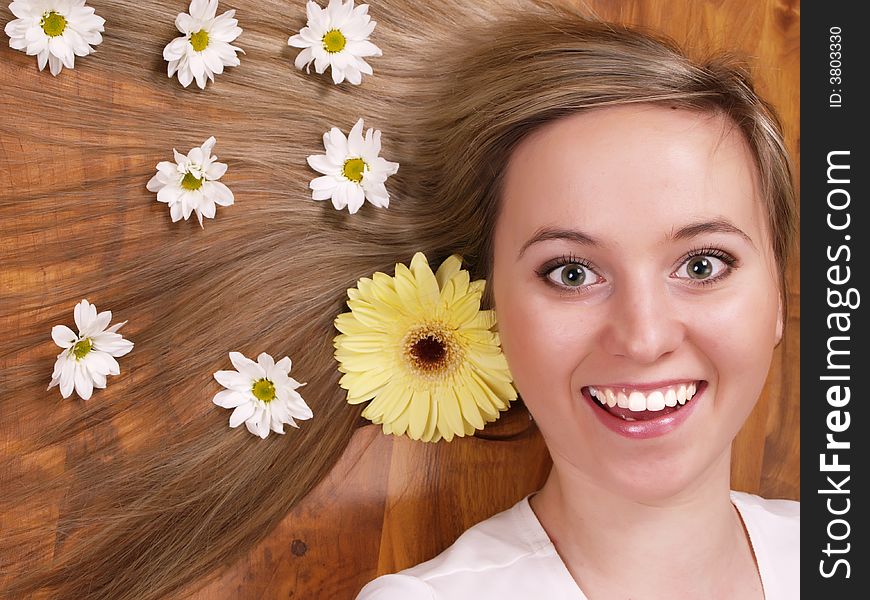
[403,324,462,381]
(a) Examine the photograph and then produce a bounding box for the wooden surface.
[1,0,799,598]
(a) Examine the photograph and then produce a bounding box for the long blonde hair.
[0,1,796,598]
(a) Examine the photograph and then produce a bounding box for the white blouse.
[355,491,799,599]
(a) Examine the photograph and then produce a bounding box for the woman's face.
[491,105,782,502]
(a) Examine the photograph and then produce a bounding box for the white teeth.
[646,391,665,411]
[677,385,687,404]
[628,392,646,411]
[587,382,701,412]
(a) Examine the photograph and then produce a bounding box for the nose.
[599,275,686,364]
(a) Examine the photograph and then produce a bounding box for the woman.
[357,10,798,600]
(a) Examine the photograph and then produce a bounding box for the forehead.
[497,105,766,251]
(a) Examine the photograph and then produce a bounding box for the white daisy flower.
[307,118,399,214]
[163,0,244,89]
[47,299,134,400]
[4,0,105,76]
[212,351,313,439]
[146,136,234,227]
[288,0,381,85]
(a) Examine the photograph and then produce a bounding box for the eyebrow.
[517,218,756,259]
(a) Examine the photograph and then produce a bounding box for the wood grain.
[1,0,800,598]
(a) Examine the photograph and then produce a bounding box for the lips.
[581,381,707,439]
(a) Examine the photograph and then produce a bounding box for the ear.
[775,292,784,346]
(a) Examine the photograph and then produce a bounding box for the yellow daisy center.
[403,324,462,381]
[251,378,276,403]
[41,11,67,37]
[342,158,366,183]
[72,338,92,360]
[190,29,209,52]
[181,172,203,191]
[322,29,347,53]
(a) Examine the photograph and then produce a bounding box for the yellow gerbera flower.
[334,252,517,442]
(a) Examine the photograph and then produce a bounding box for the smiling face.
[492,105,783,502]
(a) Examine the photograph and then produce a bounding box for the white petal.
[256,352,275,374]
[229,351,264,380]
[74,365,94,400]
[164,36,190,61]
[255,408,270,438]
[146,173,165,192]
[200,181,231,207]
[73,300,93,333]
[324,128,350,163]
[313,51,330,74]
[214,369,251,392]
[330,63,345,84]
[213,389,247,408]
[363,181,390,208]
[205,160,227,180]
[342,63,362,85]
[347,183,366,214]
[309,175,337,191]
[177,65,194,87]
[199,199,216,222]
[84,351,120,376]
[347,119,365,156]
[91,370,107,389]
[200,136,217,158]
[157,184,184,205]
[175,12,195,34]
[363,128,381,159]
[332,182,349,210]
[345,39,381,57]
[59,358,76,398]
[82,309,112,337]
[51,325,78,349]
[92,336,133,357]
[307,154,340,176]
[229,402,256,427]
[293,46,314,71]
[274,356,292,375]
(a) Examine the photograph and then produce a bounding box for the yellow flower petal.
[455,383,485,430]
[469,309,497,331]
[421,390,439,442]
[388,398,414,437]
[436,399,455,442]
[341,367,393,403]
[436,385,464,440]
[335,348,395,372]
[361,381,410,421]
[434,254,463,289]
[410,252,440,308]
[447,287,482,327]
[407,388,431,440]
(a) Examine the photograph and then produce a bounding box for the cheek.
[688,279,780,402]
[495,288,594,401]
